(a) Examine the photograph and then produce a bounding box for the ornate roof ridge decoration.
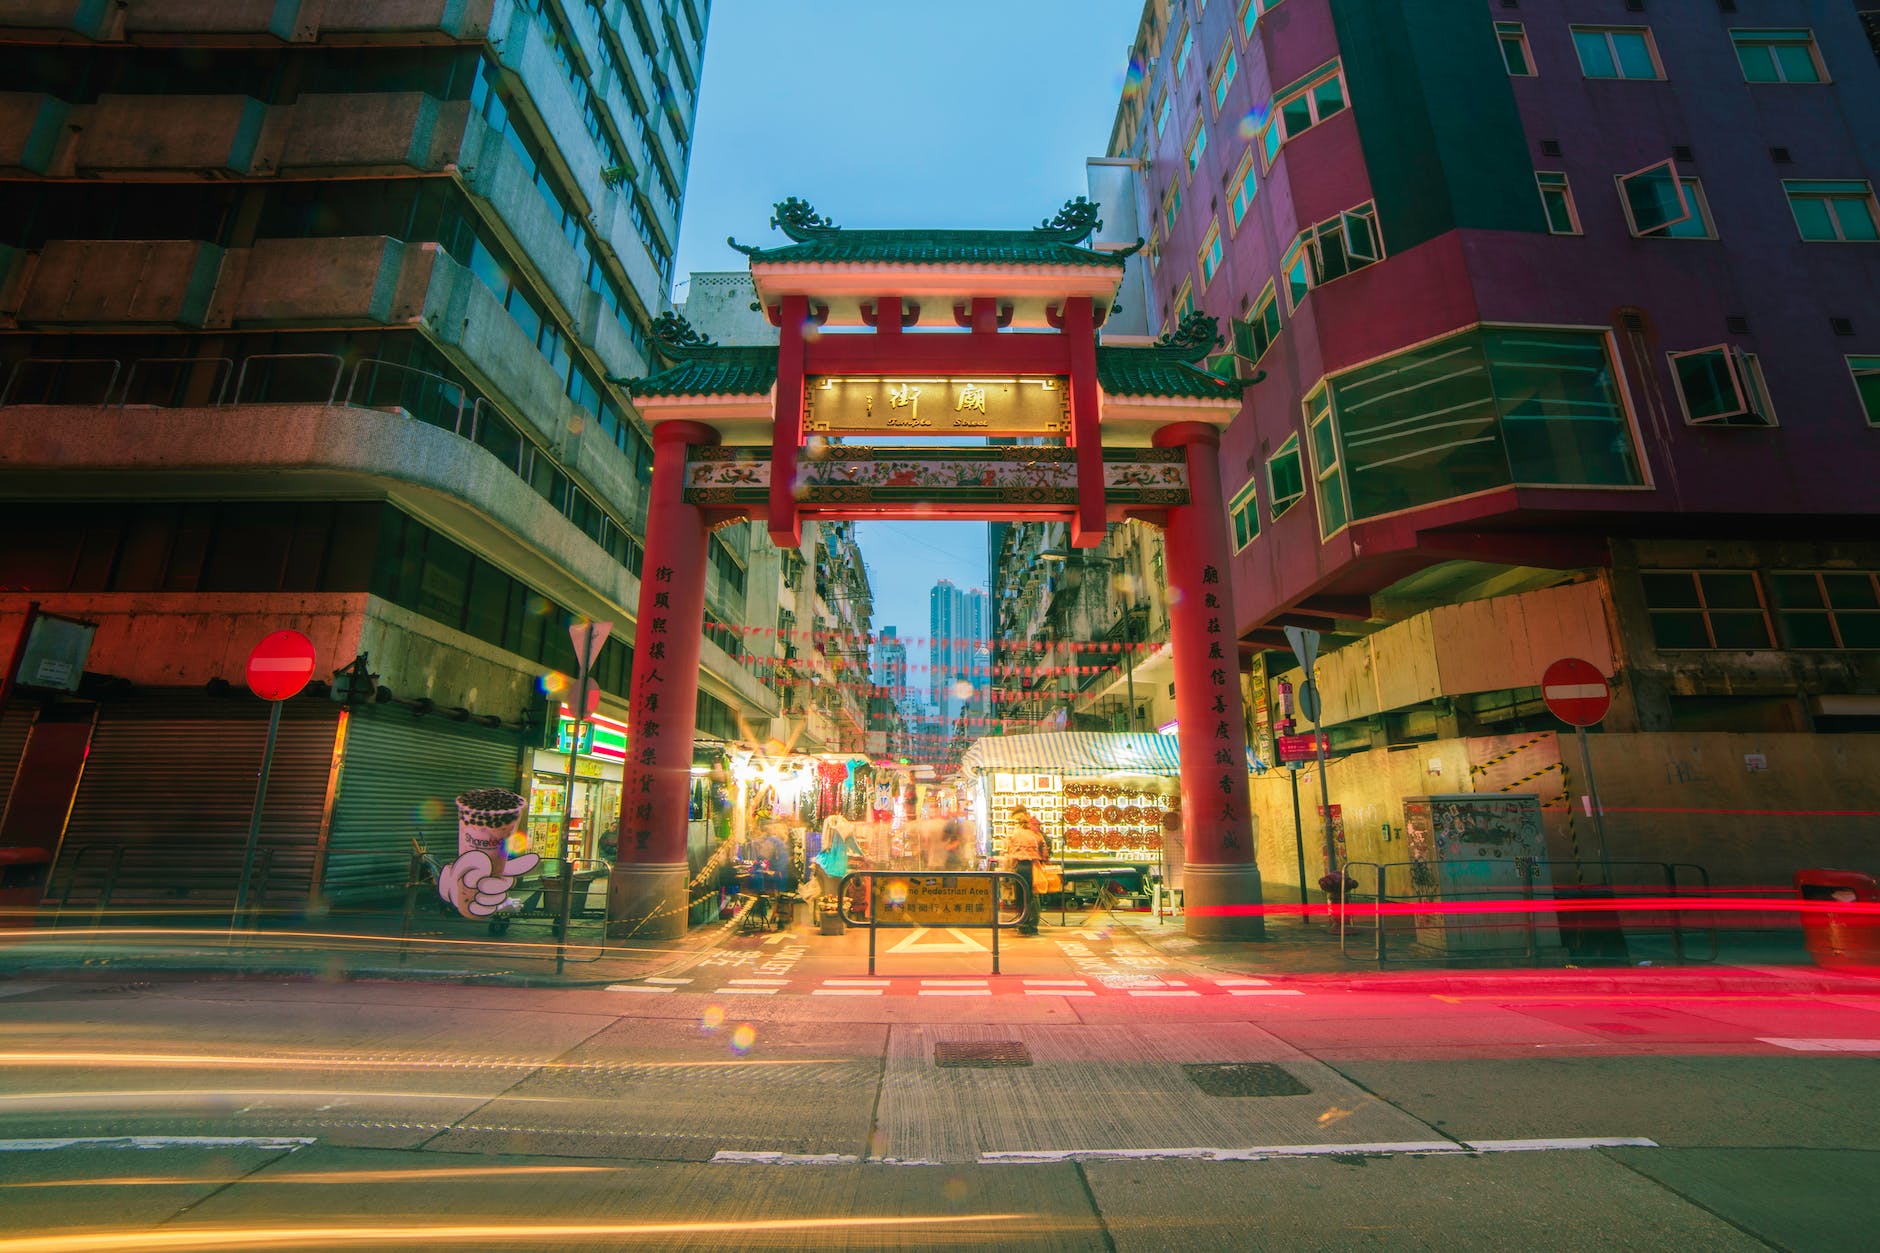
[647,310,720,359]
[1152,311,1226,364]
[1036,196,1102,244]
[725,196,1134,267]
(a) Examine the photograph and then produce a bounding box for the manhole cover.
[1183,1062,1311,1097]
[935,1040,1033,1068]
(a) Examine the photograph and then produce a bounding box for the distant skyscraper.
[875,626,909,706]
[928,579,966,714]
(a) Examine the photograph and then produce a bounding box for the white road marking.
[1465,1138,1659,1152]
[919,989,992,997]
[1129,989,1201,998]
[887,928,988,955]
[0,1136,315,1152]
[606,985,675,994]
[711,1151,862,1165]
[1228,988,1305,996]
[1212,977,1271,986]
[983,1142,1463,1163]
[718,987,779,996]
[0,984,52,999]
[1022,979,1089,987]
[1758,1038,1880,1052]
[811,989,883,997]
[1026,989,1096,997]
[644,977,693,985]
[727,978,790,985]
[921,979,988,986]
[824,979,891,986]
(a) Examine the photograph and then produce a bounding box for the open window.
[1341,208,1380,262]
[1617,159,1692,236]
[1669,345,1776,427]
[1267,434,1305,519]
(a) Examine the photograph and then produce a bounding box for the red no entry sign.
[1542,657,1611,727]
[246,630,317,702]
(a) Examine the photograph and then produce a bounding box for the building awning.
[960,732,1183,777]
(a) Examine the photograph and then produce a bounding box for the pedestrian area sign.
[875,875,998,927]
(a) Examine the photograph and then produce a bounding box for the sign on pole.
[1283,625,1320,674]
[555,620,611,974]
[1297,678,1322,726]
[1541,657,1611,727]
[234,629,316,933]
[245,630,317,702]
[1541,657,1614,883]
[1276,733,1329,763]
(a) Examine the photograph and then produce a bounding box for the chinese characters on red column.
[626,564,677,852]
[1200,567,1241,850]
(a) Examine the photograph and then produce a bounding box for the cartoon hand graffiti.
[442,788,541,919]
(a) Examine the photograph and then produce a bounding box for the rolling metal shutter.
[56,701,340,910]
[0,707,32,819]
[322,707,523,906]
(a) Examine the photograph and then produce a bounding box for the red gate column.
[1155,421,1264,940]
[610,420,720,938]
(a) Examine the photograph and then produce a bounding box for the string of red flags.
[717,624,1164,654]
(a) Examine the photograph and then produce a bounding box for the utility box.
[1401,794,1561,957]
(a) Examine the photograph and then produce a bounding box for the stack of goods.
[1058,783,1175,861]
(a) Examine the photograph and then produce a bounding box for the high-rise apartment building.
[875,627,910,707]
[0,0,776,910]
[928,578,964,712]
[1110,1,1880,893]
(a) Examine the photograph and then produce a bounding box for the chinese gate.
[610,197,1264,941]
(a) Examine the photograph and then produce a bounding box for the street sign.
[1283,624,1320,673]
[569,620,612,675]
[1276,733,1329,763]
[1297,678,1322,725]
[1542,657,1611,727]
[245,630,317,702]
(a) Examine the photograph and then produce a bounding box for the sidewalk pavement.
[3,898,1876,997]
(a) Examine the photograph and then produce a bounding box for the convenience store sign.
[556,709,629,762]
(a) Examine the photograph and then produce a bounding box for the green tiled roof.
[1096,347,1245,400]
[733,228,1127,269]
[728,195,1135,269]
[623,347,778,398]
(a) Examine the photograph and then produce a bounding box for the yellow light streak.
[2,1166,621,1190]
[0,1090,577,1109]
[0,926,664,956]
[0,1213,1031,1252]
[0,1053,841,1072]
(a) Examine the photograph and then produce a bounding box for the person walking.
[1004,810,1051,935]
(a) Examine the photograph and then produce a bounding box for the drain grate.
[1183,1062,1311,1097]
[934,1040,1033,1068]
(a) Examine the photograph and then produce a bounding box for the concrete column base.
[1183,863,1266,941]
[606,862,689,941]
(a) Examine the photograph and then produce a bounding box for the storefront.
[526,708,628,861]
[961,732,1184,876]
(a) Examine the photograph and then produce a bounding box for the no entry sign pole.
[235,630,318,933]
[1542,657,1614,886]
[556,620,611,974]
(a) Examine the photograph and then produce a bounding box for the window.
[1267,434,1305,518]
[1175,280,1195,323]
[1227,152,1257,228]
[1162,179,1183,232]
[1641,571,1773,650]
[1784,180,1879,242]
[1185,118,1208,173]
[1572,26,1662,80]
[1213,44,1239,112]
[1156,92,1172,136]
[1850,356,1880,426]
[1199,221,1224,286]
[1669,345,1776,427]
[1280,237,1310,312]
[1175,25,1194,80]
[1229,479,1260,550]
[1769,572,1880,649]
[1497,22,1534,76]
[1280,203,1382,311]
[1658,177,1716,239]
[1241,0,1285,40]
[1616,159,1692,236]
[1304,386,1348,535]
[1536,172,1581,234]
[1263,61,1347,168]
[1731,29,1826,84]
[1235,282,1281,365]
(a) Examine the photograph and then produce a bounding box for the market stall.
[959,732,1184,901]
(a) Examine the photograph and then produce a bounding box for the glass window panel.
[1622,163,1689,234]
[1735,43,1778,82]
[1650,612,1710,650]
[1486,330,1640,485]
[1318,470,1348,533]
[1279,92,1314,138]
[1574,30,1617,78]
[1673,349,1741,420]
[1642,572,1701,609]
[1611,31,1657,79]
[1310,414,1337,468]
[1837,615,1880,649]
[1768,573,1824,609]
[1778,612,1837,649]
[417,533,471,627]
[1788,195,1837,240]
[463,558,511,647]
[1823,574,1879,611]
[1661,180,1714,238]
[1331,333,1506,519]
[1831,197,1879,241]
[1699,572,1761,610]
[1262,119,1282,164]
[1771,43,1820,83]
[1499,30,1531,76]
[1708,612,1772,649]
[1311,76,1345,119]
[1542,187,1576,234]
[1269,441,1304,516]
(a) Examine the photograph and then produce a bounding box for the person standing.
[1004,810,1050,935]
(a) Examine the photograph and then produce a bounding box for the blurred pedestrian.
[1004,809,1050,935]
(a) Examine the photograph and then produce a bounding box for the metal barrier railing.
[0,357,122,407]
[231,352,344,406]
[345,358,469,434]
[838,870,1027,975]
[1337,859,1717,967]
[118,356,233,407]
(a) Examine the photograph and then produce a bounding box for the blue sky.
[673,0,1144,652]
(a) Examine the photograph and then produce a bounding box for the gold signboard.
[805,376,1067,436]
[874,875,999,927]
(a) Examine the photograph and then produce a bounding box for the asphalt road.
[1,918,1876,1251]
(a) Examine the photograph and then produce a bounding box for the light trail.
[0,1052,844,1072]
[0,1213,1032,1252]
[0,1090,578,1110]
[1188,896,1880,918]
[1,1165,623,1189]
